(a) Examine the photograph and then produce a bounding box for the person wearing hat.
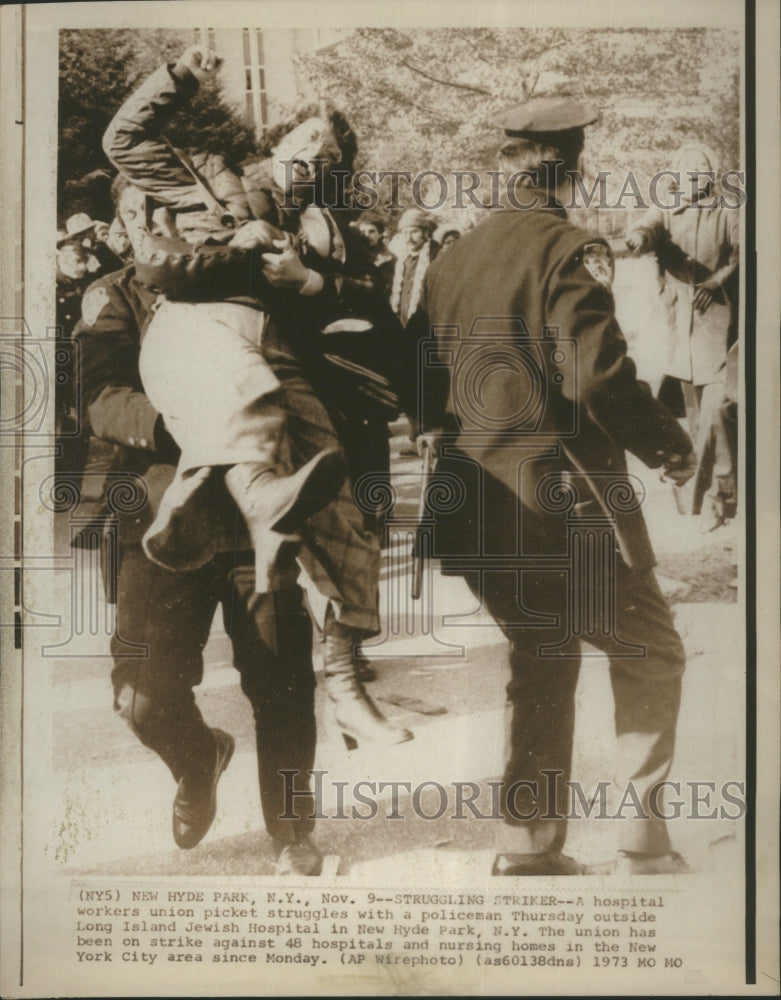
[390,208,437,329]
[626,142,739,519]
[59,211,97,247]
[408,95,697,876]
[390,208,438,455]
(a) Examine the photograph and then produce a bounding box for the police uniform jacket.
[72,265,239,548]
[412,197,692,570]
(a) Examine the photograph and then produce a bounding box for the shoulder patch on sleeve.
[582,241,614,287]
[81,286,110,327]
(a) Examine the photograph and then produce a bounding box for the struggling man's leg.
[111,545,234,849]
[223,562,321,874]
[274,372,412,747]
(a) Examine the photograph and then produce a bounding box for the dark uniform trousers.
[434,456,686,857]
[460,551,685,857]
[415,196,694,859]
[111,547,316,844]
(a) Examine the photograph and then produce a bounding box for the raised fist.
[175,45,223,83]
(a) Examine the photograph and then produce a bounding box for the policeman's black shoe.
[273,833,323,876]
[172,729,235,849]
[491,851,584,876]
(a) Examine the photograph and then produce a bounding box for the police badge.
[81,285,110,326]
[582,241,614,286]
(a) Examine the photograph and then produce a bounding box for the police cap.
[496,96,598,139]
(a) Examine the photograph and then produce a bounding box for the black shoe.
[172,729,235,849]
[491,851,584,876]
[273,834,323,876]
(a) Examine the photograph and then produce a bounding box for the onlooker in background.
[433,221,463,252]
[56,235,91,336]
[89,216,127,274]
[60,212,97,251]
[105,216,133,263]
[390,208,437,455]
[92,219,111,243]
[55,232,94,485]
[626,143,739,517]
[357,212,395,295]
[390,208,437,328]
[60,211,124,277]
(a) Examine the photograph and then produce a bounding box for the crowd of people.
[56,45,739,877]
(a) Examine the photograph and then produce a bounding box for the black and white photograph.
[1,0,778,996]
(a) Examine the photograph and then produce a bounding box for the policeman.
[73,180,322,875]
[411,96,697,875]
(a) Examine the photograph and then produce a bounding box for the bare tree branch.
[399,58,493,97]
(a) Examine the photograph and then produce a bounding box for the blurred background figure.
[433,221,463,252]
[626,142,739,520]
[89,215,128,274]
[389,208,437,456]
[357,211,395,295]
[60,211,127,277]
[55,231,93,486]
[105,216,133,263]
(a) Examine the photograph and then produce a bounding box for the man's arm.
[103,63,203,210]
[625,204,666,255]
[73,273,177,458]
[103,47,231,217]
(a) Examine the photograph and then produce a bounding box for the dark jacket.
[411,200,692,570]
[103,63,267,244]
[73,265,180,543]
[103,60,401,383]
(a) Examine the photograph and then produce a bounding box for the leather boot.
[322,612,413,748]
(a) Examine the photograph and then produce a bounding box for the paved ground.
[42,410,742,882]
